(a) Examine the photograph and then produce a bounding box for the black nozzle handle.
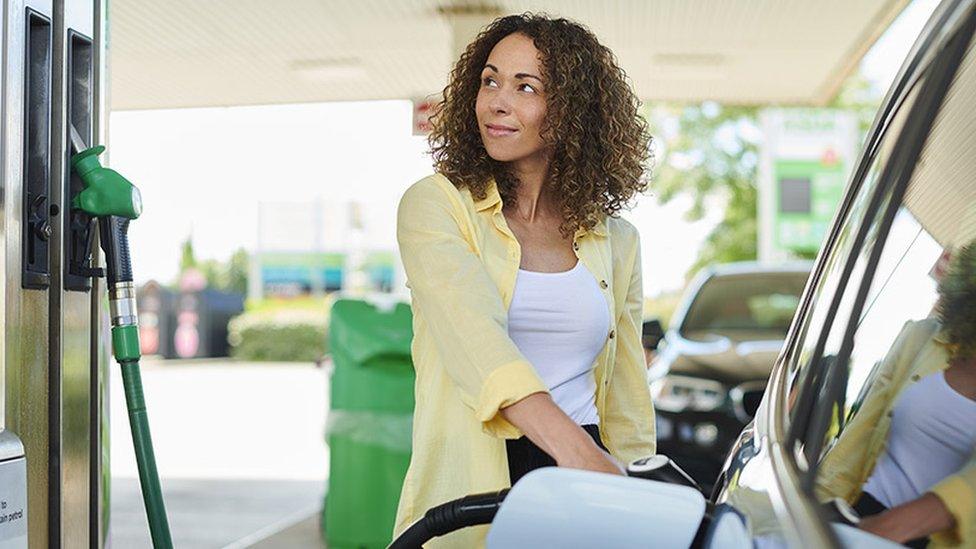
[389,489,510,549]
[99,216,133,285]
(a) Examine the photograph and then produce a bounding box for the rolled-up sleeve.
[930,455,976,546]
[397,177,548,438]
[601,226,657,464]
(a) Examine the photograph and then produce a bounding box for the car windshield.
[680,272,809,338]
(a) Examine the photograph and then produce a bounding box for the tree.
[199,258,221,289]
[179,236,197,272]
[224,248,249,294]
[649,102,761,277]
[175,236,249,295]
[648,72,882,278]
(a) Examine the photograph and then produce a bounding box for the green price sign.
[772,158,846,252]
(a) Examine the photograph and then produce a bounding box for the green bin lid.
[329,299,413,366]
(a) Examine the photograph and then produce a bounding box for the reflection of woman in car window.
[817,242,976,547]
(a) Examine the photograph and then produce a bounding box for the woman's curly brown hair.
[937,240,976,361]
[429,13,653,237]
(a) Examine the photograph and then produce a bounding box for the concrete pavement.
[109,359,328,547]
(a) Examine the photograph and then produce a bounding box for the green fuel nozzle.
[68,128,138,287]
[70,145,143,221]
[69,126,173,549]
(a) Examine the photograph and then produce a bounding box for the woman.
[394,13,656,547]
[817,242,976,548]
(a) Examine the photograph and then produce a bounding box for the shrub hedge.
[228,308,328,362]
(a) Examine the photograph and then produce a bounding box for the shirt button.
[608,330,616,339]
[599,280,608,289]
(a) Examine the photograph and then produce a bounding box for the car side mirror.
[627,454,703,495]
[642,319,665,351]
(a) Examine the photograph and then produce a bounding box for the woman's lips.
[485,124,518,137]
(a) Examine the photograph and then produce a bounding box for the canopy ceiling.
[109,0,910,111]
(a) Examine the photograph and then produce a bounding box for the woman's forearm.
[859,492,956,543]
[501,393,593,461]
[500,393,621,474]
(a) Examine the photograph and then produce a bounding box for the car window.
[781,71,927,449]
[680,272,809,338]
[812,31,976,512]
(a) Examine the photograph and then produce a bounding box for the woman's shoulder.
[603,217,641,279]
[401,173,455,200]
[399,173,474,211]
[397,174,481,234]
[604,215,640,246]
[897,316,942,345]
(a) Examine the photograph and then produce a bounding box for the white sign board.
[0,457,27,548]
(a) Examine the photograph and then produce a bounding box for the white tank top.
[862,370,976,508]
[507,261,611,425]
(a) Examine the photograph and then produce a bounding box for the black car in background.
[645,262,812,490]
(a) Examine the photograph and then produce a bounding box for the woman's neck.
[949,354,976,371]
[508,153,554,223]
[945,355,976,401]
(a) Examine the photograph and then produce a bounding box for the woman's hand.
[501,392,624,476]
[558,445,624,475]
[858,492,954,543]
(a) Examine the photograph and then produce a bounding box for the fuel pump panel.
[1,0,109,547]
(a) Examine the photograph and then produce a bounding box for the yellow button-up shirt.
[393,174,656,547]
[817,318,975,547]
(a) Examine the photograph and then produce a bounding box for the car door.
[800,4,976,547]
[704,0,976,546]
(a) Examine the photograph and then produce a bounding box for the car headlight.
[693,423,719,446]
[650,374,726,413]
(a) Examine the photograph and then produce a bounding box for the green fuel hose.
[70,131,173,548]
[113,327,172,549]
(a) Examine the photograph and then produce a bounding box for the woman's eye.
[482,77,497,87]
[518,83,536,93]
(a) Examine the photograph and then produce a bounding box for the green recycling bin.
[324,298,415,549]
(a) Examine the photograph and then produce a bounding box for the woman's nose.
[489,91,511,115]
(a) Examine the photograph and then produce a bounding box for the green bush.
[228,309,328,362]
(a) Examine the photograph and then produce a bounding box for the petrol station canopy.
[109,0,909,111]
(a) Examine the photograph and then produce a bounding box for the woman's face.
[475,33,550,166]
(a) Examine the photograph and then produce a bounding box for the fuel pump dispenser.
[68,127,174,549]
